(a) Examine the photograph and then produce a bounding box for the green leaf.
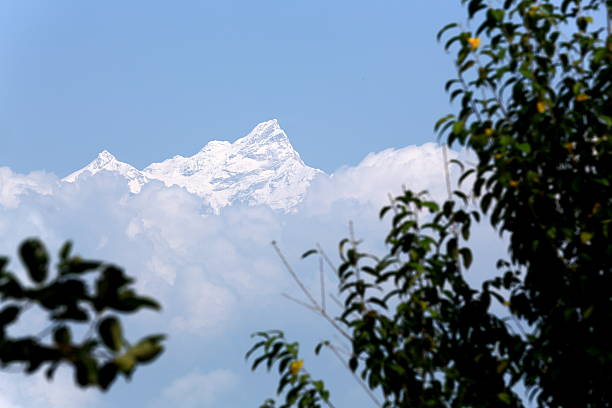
[460,248,473,269]
[301,249,317,259]
[497,392,511,405]
[436,23,459,42]
[0,305,20,326]
[59,241,73,260]
[53,326,72,345]
[128,336,165,363]
[490,8,504,21]
[74,357,98,386]
[98,362,119,391]
[580,232,593,244]
[19,239,49,284]
[452,121,464,135]
[98,317,123,352]
[113,353,136,375]
[516,142,531,153]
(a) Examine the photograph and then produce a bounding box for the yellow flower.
[536,100,547,113]
[484,128,493,136]
[467,37,481,50]
[528,5,540,16]
[290,360,303,376]
[509,180,519,188]
[576,93,590,102]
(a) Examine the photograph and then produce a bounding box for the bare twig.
[282,293,319,313]
[272,241,352,342]
[36,323,59,340]
[320,257,326,312]
[82,315,100,342]
[327,343,383,407]
[272,241,318,307]
[330,294,344,309]
[316,243,337,278]
[442,145,453,202]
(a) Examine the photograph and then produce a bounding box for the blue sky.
[0,2,513,408]
[0,0,462,175]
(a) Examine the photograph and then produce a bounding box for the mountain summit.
[63,120,323,212]
[64,150,149,193]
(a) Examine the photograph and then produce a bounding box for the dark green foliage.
[435,0,612,406]
[334,193,524,407]
[0,239,165,390]
[250,0,611,407]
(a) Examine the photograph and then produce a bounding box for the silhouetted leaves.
[0,240,165,391]
[19,239,49,284]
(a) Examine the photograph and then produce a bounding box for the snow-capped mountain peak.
[63,120,323,212]
[236,119,284,144]
[64,150,149,193]
[93,150,116,165]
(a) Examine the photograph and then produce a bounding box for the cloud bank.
[0,143,495,408]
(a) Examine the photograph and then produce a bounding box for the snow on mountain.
[63,150,150,193]
[63,120,323,212]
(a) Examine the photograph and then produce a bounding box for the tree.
[0,239,165,390]
[247,0,611,407]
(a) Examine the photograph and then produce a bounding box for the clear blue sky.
[0,0,463,175]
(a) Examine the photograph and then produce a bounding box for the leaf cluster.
[0,239,165,390]
[332,192,523,408]
[246,331,332,408]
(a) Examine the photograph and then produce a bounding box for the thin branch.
[282,293,319,313]
[330,294,344,309]
[272,241,352,342]
[316,243,338,280]
[327,343,383,408]
[442,145,453,202]
[82,315,100,342]
[272,241,319,307]
[320,257,326,312]
[36,323,59,340]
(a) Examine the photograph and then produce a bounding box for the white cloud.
[170,272,238,333]
[0,143,485,408]
[0,369,100,408]
[156,369,238,408]
[0,167,56,208]
[300,143,459,214]
[0,144,473,336]
[0,144,466,334]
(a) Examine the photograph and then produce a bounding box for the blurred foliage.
[0,239,165,391]
[248,0,611,407]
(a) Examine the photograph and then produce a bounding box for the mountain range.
[63,120,323,212]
